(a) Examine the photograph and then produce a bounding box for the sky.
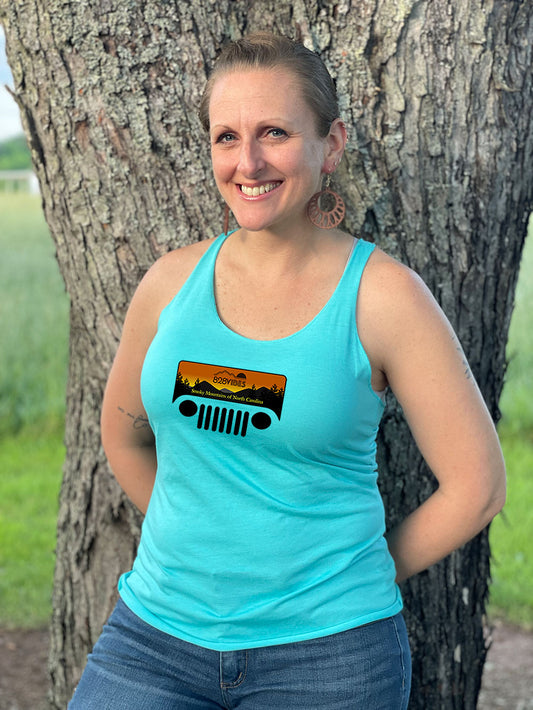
[0,27,24,141]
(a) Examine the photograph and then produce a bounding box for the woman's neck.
[225,225,352,278]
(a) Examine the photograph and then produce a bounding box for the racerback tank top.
[118,233,402,651]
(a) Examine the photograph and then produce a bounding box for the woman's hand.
[359,250,506,582]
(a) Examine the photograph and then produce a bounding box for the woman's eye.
[216,133,236,144]
[267,128,287,138]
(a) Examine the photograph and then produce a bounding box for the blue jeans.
[69,598,411,709]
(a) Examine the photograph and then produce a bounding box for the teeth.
[240,182,279,196]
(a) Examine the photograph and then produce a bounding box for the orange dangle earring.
[307,173,346,229]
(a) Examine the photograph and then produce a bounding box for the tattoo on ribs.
[117,406,150,429]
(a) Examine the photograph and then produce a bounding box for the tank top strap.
[194,232,231,284]
[205,231,232,265]
[340,238,376,297]
[167,232,231,315]
[320,237,376,329]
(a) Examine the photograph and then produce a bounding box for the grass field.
[0,426,64,628]
[0,193,69,436]
[0,193,67,628]
[0,192,531,630]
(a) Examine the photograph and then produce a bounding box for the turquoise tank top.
[118,233,402,651]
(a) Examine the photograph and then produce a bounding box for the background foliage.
[0,134,32,170]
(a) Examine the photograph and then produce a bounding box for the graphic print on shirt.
[173,361,286,437]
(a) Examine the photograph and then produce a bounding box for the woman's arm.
[358,250,506,582]
[100,271,161,514]
[101,240,213,514]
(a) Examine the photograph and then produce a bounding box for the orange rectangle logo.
[172,361,286,420]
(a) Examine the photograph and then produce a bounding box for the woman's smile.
[239,181,283,198]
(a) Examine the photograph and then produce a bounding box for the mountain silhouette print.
[235,386,284,418]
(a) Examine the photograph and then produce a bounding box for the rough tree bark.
[1,1,532,708]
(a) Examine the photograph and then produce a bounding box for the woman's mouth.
[239,182,282,197]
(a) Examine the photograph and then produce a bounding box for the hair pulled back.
[199,32,340,137]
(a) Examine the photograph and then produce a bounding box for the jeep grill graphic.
[173,361,286,437]
[178,400,273,437]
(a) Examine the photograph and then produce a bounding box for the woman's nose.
[237,139,265,176]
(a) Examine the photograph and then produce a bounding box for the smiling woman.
[68,32,505,710]
[207,66,346,237]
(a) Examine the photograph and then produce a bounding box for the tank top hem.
[118,582,403,652]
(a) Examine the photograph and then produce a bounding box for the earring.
[307,174,345,229]
[223,203,230,236]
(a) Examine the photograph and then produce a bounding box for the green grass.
[0,192,531,630]
[0,193,69,436]
[0,192,67,628]
[0,424,64,629]
[488,434,533,629]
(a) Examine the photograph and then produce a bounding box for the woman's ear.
[324,118,347,171]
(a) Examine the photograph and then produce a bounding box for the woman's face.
[208,67,334,235]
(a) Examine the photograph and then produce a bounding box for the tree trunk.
[1,1,531,708]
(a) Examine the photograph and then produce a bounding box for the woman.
[69,33,506,709]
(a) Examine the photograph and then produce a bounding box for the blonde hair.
[199,32,340,137]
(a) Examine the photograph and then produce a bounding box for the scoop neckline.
[209,235,361,345]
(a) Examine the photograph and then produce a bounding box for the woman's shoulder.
[138,237,216,306]
[361,244,425,304]
[148,237,216,283]
[359,243,442,339]
[124,237,217,332]
[358,243,455,379]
